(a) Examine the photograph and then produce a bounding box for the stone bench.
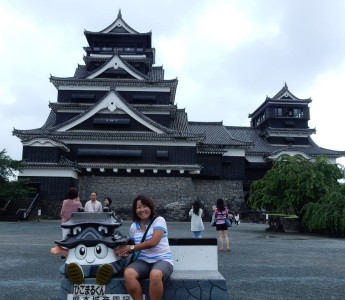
[58,238,229,300]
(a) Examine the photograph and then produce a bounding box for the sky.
[1,0,345,165]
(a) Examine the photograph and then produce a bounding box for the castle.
[13,11,344,220]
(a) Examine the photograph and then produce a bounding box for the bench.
[58,238,229,299]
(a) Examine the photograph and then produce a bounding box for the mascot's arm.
[50,244,69,256]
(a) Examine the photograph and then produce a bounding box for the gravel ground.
[0,220,344,300]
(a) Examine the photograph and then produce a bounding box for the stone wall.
[75,176,244,222]
[192,179,244,219]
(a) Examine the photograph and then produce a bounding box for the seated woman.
[103,196,114,213]
[117,194,173,300]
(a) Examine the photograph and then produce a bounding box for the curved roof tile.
[188,122,252,147]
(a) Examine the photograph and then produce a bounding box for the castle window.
[71,94,96,102]
[102,47,113,52]
[132,95,156,103]
[156,150,169,160]
[255,113,265,126]
[285,137,295,143]
[77,149,142,158]
[293,108,303,118]
[275,108,283,117]
[93,118,130,126]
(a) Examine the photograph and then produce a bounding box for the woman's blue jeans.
[192,231,202,238]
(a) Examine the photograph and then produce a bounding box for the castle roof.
[13,90,204,143]
[85,10,149,35]
[249,83,312,118]
[225,126,345,159]
[188,121,252,147]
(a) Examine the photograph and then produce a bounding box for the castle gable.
[98,10,140,34]
[269,83,311,102]
[55,90,167,134]
[86,54,149,80]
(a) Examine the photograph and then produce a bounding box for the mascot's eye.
[98,226,108,234]
[75,244,87,260]
[73,226,82,235]
[94,243,108,259]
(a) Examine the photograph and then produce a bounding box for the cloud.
[309,61,345,149]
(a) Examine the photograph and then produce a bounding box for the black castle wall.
[23,146,60,162]
[20,176,78,219]
[66,144,197,165]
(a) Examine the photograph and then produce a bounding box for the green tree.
[0,149,33,200]
[303,185,345,235]
[248,155,344,218]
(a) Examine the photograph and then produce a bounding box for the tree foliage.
[0,149,33,200]
[303,185,345,235]
[0,149,23,183]
[248,155,344,218]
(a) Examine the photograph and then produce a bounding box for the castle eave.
[78,163,202,175]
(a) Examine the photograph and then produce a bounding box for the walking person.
[60,187,82,239]
[228,212,234,227]
[189,200,205,238]
[117,194,173,300]
[214,198,230,252]
[84,192,102,212]
[234,212,240,226]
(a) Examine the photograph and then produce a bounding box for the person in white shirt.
[84,192,102,212]
[189,200,205,238]
[117,194,173,300]
[234,212,240,226]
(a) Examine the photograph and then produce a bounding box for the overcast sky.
[1,0,345,165]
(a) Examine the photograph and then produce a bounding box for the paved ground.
[0,219,344,300]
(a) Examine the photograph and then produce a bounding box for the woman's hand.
[116,229,164,257]
[115,245,132,257]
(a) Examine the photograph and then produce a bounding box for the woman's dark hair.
[66,187,78,200]
[104,197,112,205]
[132,194,156,222]
[216,198,226,211]
[192,200,202,215]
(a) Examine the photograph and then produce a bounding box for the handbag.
[129,216,157,264]
[225,208,231,227]
[225,218,231,227]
